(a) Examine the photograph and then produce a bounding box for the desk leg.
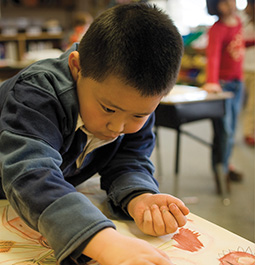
[175,129,181,176]
[172,129,181,196]
[216,163,231,206]
[154,127,162,178]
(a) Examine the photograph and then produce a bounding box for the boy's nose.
[107,120,125,134]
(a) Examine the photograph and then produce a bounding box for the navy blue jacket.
[0,44,159,264]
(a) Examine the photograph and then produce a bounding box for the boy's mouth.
[103,134,119,140]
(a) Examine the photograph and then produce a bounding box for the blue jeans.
[211,80,243,174]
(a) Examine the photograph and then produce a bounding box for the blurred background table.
[154,85,233,203]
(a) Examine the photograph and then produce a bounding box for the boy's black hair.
[206,0,220,16]
[78,3,183,96]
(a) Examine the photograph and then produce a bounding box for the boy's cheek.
[124,123,145,134]
[126,117,150,134]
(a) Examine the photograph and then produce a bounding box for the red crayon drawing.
[0,205,56,265]
[219,251,255,265]
[2,206,48,247]
[173,228,204,252]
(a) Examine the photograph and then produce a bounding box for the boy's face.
[76,73,163,140]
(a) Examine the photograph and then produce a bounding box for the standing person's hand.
[203,83,222,93]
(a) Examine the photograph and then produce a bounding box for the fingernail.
[169,203,177,211]
[162,208,167,214]
[160,206,167,213]
[151,204,158,210]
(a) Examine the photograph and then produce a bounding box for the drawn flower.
[219,248,255,265]
[172,228,204,252]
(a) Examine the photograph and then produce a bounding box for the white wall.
[149,0,248,35]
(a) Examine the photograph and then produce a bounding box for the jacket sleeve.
[99,113,160,217]
[0,83,115,264]
[206,23,223,84]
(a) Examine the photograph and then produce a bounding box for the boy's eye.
[134,114,149,119]
[134,115,144,119]
[102,105,115,113]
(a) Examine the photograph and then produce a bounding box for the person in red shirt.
[204,0,245,189]
[66,12,93,50]
[241,0,255,146]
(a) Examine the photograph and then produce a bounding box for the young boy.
[204,0,245,187]
[0,3,189,265]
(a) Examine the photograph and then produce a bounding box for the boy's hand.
[83,228,174,265]
[127,193,189,236]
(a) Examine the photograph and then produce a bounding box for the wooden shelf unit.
[0,32,63,61]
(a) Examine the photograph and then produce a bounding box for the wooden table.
[0,176,254,265]
[154,85,233,204]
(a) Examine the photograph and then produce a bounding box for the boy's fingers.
[175,201,189,216]
[167,197,189,216]
[142,208,154,235]
[155,247,170,260]
[179,203,190,216]
[160,206,178,234]
[150,204,165,235]
[168,203,187,227]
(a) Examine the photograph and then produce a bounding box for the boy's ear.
[68,51,81,81]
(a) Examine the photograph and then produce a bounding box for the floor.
[151,111,255,243]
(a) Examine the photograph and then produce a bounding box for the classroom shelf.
[177,47,206,86]
[0,32,63,61]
